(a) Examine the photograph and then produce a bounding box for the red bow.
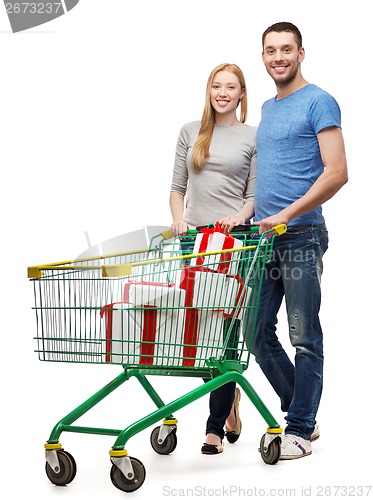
[196,222,234,273]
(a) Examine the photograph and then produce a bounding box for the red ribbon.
[139,305,157,365]
[179,265,199,366]
[196,226,216,266]
[101,302,157,365]
[196,222,235,273]
[101,303,115,363]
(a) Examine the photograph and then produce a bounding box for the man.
[252,22,348,459]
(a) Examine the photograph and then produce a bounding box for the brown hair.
[262,22,303,50]
[191,63,247,171]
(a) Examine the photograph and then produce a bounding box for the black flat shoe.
[201,442,224,454]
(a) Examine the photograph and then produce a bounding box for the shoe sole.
[280,451,312,460]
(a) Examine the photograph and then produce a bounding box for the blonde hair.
[191,63,247,172]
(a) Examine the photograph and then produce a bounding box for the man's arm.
[257,127,348,232]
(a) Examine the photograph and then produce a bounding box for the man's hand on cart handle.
[253,218,288,236]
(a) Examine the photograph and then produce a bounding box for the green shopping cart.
[28,223,286,493]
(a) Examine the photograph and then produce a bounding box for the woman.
[170,63,257,454]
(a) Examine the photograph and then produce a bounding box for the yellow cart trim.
[28,225,287,279]
[273,224,287,235]
[44,442,62,449]
[109,449,127,457]
[28,245,257,279]
[266,427,283,434]
[160,229,174,240]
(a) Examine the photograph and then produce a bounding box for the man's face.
[262,31,304,87]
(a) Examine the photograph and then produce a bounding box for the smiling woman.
[170,63,255,235]
[169,62,258,454]
[210,72,245,122]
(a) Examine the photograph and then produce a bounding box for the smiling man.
[251,22,348,460]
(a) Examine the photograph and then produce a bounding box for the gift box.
[101,277,227,367]
[223,274,250,319]
[175,267,241,366]
[100,301,185,365]
[181,309,224,367]
[123,280,179,307]
[122,278,224,367]
[175,266,227,310]
[176,265,249,317]
[102,281,187,365]
[100,301,225,367]
[122,280,188,366]
[191,222,243,275]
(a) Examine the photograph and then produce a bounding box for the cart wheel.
[110,457,146,493]
[259,434,281,465]
[150,426,178,455]
[45,449,77,486]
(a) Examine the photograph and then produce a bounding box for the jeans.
[250,224,329,440]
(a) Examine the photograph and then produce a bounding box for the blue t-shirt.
[255,84,341,226]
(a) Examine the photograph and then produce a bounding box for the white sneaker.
[310,424,320,442]
[280,434,312,460]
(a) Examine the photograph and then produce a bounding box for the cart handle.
[187,223,286,236]
[28,225,287,279]
[161,223,286,240]
[264,223,287,236]
[28,244,257,279]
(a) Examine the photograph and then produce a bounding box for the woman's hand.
[219,214,245,233]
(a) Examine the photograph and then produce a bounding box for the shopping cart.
[28,223,286,493]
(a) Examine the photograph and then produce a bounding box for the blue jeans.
[250,224,329,440]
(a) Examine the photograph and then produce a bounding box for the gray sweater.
[170,121,257,227]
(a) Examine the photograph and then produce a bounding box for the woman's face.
[210,70,244,117]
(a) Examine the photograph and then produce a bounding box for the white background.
[1,1,371,498]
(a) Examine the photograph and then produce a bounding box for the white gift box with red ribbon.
[101,277,230,366]
[181,308,224,366]
[175,266,226,310]
[124,279,226,367]
[100,301,179,365]
[177,265,249,318]
[101,281,186,365]
[176,267,225,366]
[191,222,244,275]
